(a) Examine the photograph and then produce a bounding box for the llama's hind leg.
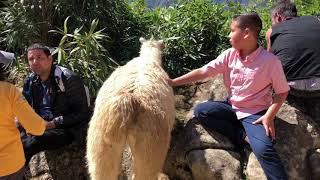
[87,135,126,180]
[128,132,170,180]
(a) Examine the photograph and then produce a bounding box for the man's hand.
[45,121,56,130]
[252,115,276,140]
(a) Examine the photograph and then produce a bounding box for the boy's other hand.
[252,115,276,140]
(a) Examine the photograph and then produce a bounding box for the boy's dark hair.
[270,1,298,18]
[233,12,262,38]
[27,43,51,57]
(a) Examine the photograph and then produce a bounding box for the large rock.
[308,149,320,180]
[166,76,320,180]
[26,145,135,180]
[26,144,88,180]
[246,153,266,180]
[187,149,242,180]
[274,103,320,180]
[164,118,242,180]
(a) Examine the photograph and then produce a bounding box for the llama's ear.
[139,37,146,43]
[158,40,165,49]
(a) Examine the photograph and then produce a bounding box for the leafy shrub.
[130,0,237,77]
[0,0,136,95]
[294,0,320,16]
[130,0,320,77]
[50,17,117,97]
[2,0,320,92]
[7,57,30,87]
[0,1,39,51]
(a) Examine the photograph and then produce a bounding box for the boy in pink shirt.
[169,13,289,180]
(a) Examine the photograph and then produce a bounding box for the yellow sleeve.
[10,85,46,135]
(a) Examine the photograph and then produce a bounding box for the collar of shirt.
[235,46,263,63]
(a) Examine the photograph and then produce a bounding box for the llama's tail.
[101,91,138,144]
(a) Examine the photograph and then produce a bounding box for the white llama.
[86,37,175,180]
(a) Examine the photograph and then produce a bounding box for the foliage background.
[0,0,319,96]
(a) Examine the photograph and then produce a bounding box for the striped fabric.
[288,78,320,91]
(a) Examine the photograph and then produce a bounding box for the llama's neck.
[139,47,162,65]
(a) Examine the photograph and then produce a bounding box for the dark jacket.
[22,64,91,146]
[271,16,320,81]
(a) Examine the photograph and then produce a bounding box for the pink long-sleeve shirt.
[201,47,290,119]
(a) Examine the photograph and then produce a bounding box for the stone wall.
[25,75,320,180]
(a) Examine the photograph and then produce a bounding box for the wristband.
[53,116,63,126]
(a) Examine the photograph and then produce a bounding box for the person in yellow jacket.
[0,51,46,179]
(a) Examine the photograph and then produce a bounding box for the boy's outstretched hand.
[167,78,174,86]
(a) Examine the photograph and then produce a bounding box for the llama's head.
[139,37,165,64]
[139,37,165,50]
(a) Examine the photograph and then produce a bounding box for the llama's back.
[126,57,175,139]
[110,57,174,116]
[89,56,175,143]
[97,57,172,110]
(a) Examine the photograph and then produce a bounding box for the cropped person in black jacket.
[21,43,91,164]
[265,1,320,124]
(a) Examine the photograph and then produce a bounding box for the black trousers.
[21,129,74,165]
[0,166,25,180]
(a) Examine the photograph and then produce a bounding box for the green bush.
[294,0,320,16]
[130,0,320,77]
[0,1,39,51]
[50,17,117,97]
[0,0,136,48]
[130,0,239,77]
[0,0,136,95]
[2,0,320,93]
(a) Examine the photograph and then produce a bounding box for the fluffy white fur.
[86,37,175,180]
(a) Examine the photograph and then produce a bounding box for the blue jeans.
[194,100,288,180]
